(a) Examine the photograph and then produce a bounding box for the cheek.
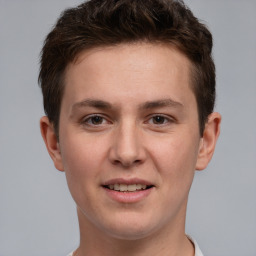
[59,135,106,211]
[61,132,107,171]
[149,134,199,187]
[59,134,107,193]
[144,135,200,225]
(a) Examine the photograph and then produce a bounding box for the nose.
[108,121,146,168]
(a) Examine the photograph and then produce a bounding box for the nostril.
[112,158,141,167]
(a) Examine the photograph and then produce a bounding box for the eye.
[147,115,173,125]
[82,115,109,126]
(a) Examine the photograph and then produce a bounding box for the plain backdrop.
[0,0,255,255]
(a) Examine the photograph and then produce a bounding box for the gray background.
[0,0,255,255]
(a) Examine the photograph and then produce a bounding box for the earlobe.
[196,112,221,171]
[40,116,64,172]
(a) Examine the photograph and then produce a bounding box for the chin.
[105,227,154,241]
[100,214,160,241]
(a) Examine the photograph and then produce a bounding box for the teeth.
[107,184,149,192]
[114,184,120,190]
[127,184,136,191]
[120,184,127,191]
[141,184,146,189]
[136,184,142,190]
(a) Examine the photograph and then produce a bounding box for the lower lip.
[102,187,154,203]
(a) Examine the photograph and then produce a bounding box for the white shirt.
[188,236,204,256]
[67,237,203,256]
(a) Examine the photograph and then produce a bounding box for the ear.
[40,116,64,172]
[196,112,221,170]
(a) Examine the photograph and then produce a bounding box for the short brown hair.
[39,0,215,136]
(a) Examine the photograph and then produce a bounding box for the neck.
[75,205,194,256]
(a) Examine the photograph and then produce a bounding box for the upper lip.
[102,178,154,186]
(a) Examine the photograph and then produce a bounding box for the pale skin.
[40,43,221,256]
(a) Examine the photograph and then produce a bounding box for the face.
[52,43,207,239]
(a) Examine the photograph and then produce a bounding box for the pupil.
[92,116,102,124]
[153,116,164,124]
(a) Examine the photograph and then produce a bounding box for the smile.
[104,184,153,192]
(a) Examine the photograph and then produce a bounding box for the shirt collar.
[187,235,204,256]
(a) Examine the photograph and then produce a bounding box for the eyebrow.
[72,99,112,112]
[139,99,184,110]
[71,98,183,114]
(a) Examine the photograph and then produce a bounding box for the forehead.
[72,43,192,78]
[63,42,195,108]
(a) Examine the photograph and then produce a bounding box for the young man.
[39,0,221,255]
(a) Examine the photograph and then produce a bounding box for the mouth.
[103,184,154,192]
[102,179,155,203]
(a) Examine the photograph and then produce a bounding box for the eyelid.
[146,114,175,125]
[81,114,112,126]
[80,113,175,126]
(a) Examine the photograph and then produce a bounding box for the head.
[39,0,215,138]
[39,0,221,245]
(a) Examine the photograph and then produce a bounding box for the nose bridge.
[110,118,144,167]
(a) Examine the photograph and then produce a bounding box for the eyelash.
[146,115,174,126]
[82,114,110,126]
[81,114,175,127]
